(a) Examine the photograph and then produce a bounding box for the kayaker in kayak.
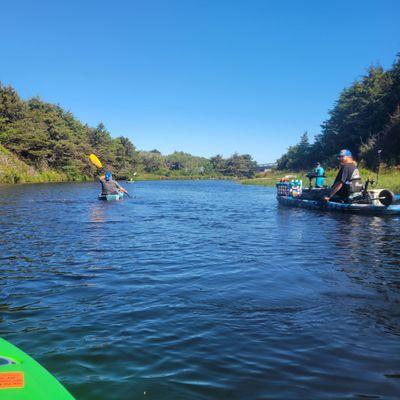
[99,171,129,196]
[323,149,363,202]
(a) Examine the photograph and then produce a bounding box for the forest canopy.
[277,54,400,171]
[0,84,257,181]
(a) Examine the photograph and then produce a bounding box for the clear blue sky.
[1,0,399,163]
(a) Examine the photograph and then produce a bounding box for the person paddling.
[323,149,363,202]
[99,171,129,196]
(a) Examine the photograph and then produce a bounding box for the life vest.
[347,167,363,193]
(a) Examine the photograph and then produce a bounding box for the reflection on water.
[1,181,400,400]
[89,203,106,223]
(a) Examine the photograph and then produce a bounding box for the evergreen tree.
[278,54,400,169]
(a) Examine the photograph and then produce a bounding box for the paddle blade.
[89,154,102,169]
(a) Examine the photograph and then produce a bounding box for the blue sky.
[1,0,399,163]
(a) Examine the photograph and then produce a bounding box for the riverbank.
[0,145,77,184]
[0,145,226,184]
[0,150,230,185]
[240,168,400,193]
[133,172,230,181]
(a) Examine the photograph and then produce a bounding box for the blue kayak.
[277,195,400,216]
[98,192,124,201]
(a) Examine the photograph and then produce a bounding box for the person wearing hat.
[99,171,129,196]
[323,149,363,202]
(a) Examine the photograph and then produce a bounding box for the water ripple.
[1,181,399,399]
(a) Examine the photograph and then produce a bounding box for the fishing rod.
[376,149,382,186]
[364,149,382,192]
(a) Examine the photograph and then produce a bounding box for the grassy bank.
[240,168,400,193]
[133,172,230,181]
[0,146,229,184]
[0,145,92,184]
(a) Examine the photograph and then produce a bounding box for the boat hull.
[277,195,400,216]
[98,192,124,201]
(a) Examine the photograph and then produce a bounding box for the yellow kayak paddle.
[89,153,103,169]
[89,153,131,198]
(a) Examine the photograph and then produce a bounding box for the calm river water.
[1,180,400,399]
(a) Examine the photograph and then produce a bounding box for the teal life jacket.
[315,166,325,187]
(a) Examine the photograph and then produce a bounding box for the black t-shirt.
[333,163,362,196]
[334,163,357,185]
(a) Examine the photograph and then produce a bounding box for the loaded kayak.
[276,180,400,216]
[98,191,124,201]
[0,338,74,399]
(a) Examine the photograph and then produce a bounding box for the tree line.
[0,84,257,180]
[277,54,400,171]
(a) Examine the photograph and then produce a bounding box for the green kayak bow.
[0,338,74,399]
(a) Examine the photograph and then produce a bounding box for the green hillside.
[0,144,72,184]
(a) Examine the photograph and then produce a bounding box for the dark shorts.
[299,188,331,201]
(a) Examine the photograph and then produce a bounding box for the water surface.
[1,180,399,399]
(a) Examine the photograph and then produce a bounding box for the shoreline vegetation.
[240,168,400,193]
[1,55,399,186]
[0,83,257,185]
[0,143,230,185]
[0,144,236,185]
[3,148,400,195]
[276,55,400,171]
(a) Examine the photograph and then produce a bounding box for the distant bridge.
[256,163,276,172]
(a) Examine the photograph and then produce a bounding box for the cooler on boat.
[276,181,290,196]
[276,180,302,197]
